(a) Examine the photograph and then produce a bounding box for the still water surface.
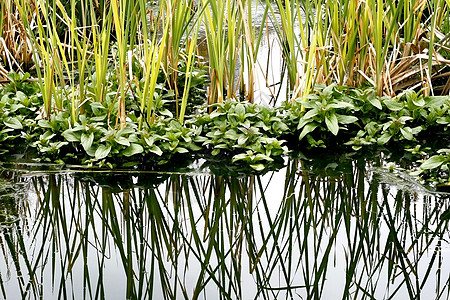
[0,158,449,299]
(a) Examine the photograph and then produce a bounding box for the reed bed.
[0,0,448,125]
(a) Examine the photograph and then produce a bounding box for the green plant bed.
[0,77,448,186]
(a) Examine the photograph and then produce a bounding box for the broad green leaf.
[337,115,358,124]
[62,129,81,142]
[299,124,318,140]
[38,119,53,129]
[212,148,220,156]
[237,135,248,145]
[4,117,23,130]
[95,144,112,160]
[117,127,135,136]
[412,98,425,107]
[235,103,246,117]
[397,116,413,124]
[224,129,239,140]
[149,145,163,156]
[325,114,339,135]
[123,143,144,157]
[188,144,202,151]
[250,164,265,171]
[383,99,404,111]
[215,144,229,149]
[420,155,446,170]
[81,132,94,151]
[53,141,68,150]
[90,115,107,122]
[303,108,319,120]
[232,152,249,162]
[329,101,354,109]
[144,136,155,147]
[272,121,289,132]
[368,98,382,110]
[377,133,391,145]
[175,147,189,153]
[400,127,413,140]
[115,136,130,146]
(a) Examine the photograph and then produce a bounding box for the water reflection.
[0,159,449,299]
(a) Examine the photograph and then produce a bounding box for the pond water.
[0,158,449,299]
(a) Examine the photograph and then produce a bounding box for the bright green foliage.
[0,78,448,180]
[188,101,290,170]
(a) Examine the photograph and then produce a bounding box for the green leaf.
[272,121,289,132]
[303,108,319,120]
[62,129,81,142]
[95,144,112,160]
[250,164,265,171]
[38,119,53,129]
[420,155,446,170]
[81,132,94,151]
[224,129,239,140]
[383,99,404,111]
[149,145,163,156]
[377,133,391,145]
[368,98,382,110]
[325,114,339,135]
[400,127,413,140]
[237,135,248,145]
[212,148,220,156]
[123,143,144,157]
[232,152,249,162]
[115,136,130,146]
[4,117,23,130]
[337,115,358,124]
[328,101,354,109]
[299,124,317,140]
[175,147,189,153]
[235,103,246,117]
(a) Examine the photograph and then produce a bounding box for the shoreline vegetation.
[0,0,449,185]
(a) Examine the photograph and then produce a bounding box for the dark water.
[0,158,449,299]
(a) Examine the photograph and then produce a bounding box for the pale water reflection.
[0,158,449,299]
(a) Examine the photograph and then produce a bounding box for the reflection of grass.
[0,161,449,299]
